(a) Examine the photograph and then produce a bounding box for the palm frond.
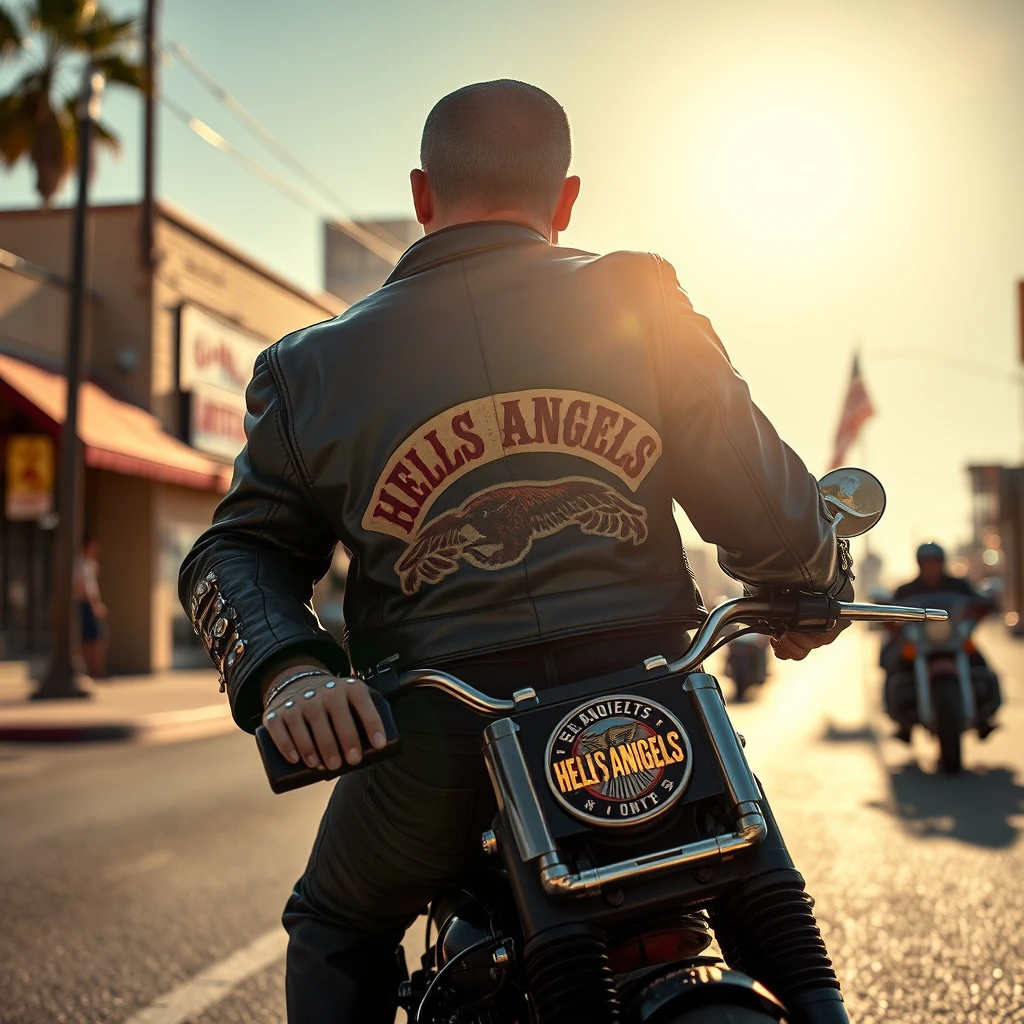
[90,115,119,154]
[32,92,72,200]
[3,0,138,202]
[0,4,24,57]
[92,53,144,92]
[79,12,137,53]
[30,0,88,44]
[0,92,34,165]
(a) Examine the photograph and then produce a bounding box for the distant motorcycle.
[884,592,1001,773]
[725,632,770,700]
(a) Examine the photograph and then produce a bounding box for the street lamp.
[34,65,106,700]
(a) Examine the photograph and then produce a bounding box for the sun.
[685,84,872,261]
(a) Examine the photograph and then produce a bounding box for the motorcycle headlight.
[925,619,953,643]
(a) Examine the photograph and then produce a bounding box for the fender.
[631,960,785,1022]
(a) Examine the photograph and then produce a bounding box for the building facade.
[0,202,343,672]
[323,218,420,304]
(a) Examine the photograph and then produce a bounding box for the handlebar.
[256,594,947,792]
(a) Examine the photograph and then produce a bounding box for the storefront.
[0,201,343,672]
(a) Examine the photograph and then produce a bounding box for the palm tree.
[0,0,144,205]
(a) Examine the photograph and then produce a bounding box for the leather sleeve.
[651,257,844,593]
[178,347,348,732]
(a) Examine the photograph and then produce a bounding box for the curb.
[0,704,234,745]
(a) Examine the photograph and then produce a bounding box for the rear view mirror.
[818,467,886,538]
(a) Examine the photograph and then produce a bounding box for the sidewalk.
[0,662,233,744]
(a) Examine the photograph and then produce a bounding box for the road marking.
[122,928,287,1024]
[103,849,173,882]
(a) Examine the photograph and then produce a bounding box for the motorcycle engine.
[436,905,508,1010]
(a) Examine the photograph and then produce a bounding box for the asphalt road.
[1,624,1021,1024]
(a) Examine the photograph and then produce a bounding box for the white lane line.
[123,927,287,1024]
[103,849,174,882]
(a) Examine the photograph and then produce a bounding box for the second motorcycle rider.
[179,80,854,1023]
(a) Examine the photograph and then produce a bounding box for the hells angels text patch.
[545,695,693,827]
[361,389,663,541]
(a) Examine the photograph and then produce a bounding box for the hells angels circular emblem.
[544,694,693,827]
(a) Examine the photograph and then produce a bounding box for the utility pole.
[35,66,106,700]
[141,0,160,269]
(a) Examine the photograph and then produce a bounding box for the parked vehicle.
[257,468,943,1023]
[884,591,1001,773]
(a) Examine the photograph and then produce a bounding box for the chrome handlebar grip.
[834,601,949,623]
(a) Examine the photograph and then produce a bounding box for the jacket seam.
[653,261,814,588]
[267,343,337,532]
[458,259,542,640]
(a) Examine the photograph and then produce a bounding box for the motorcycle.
[724,632,770,700]
[883,591,1001,774]
[256,468,944,1024]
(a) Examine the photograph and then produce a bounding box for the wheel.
[664,1005,782,1023]
[932,674,963,774]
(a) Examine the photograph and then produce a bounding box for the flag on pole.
[830,353,874,468]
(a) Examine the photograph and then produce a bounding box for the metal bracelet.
[264,669,333,708]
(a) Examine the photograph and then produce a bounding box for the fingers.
[303,700,343,771]
[343,679,388,751]
[771,624,848,661]
[323,685,364,766]
[282,709,321,769]
[263,712,299,764]
[771,634,811,661]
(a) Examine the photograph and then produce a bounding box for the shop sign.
[188,382,248,462]
[6,435,55,521]
[178,305,267,397]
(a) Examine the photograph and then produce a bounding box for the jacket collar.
[383,221,549,286]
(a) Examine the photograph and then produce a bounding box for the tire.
[664,1005,782,1024]
[932,675,963,774]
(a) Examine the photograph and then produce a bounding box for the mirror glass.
[818,467,886,538]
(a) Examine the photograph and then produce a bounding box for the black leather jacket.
[180,222,843,731]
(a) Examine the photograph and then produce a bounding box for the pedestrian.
[74,536,107,678]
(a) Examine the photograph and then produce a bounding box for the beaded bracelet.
[264,668,333,708]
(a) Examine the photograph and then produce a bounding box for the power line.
[158,94,405,264]
[165,41,409,256]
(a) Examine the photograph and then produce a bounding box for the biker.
[179,80,854,1024]
[881,541,997,740]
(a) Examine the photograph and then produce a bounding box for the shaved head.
[420,80,572,221]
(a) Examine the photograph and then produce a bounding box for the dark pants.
[282,625,689,1023]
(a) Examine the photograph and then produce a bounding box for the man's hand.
[770,622,847,661]
[261,662,387,770]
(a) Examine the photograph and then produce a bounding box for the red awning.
[0,352,233,492]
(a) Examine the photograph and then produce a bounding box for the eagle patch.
[395,476,649,594]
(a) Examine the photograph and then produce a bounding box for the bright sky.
[3,0,1023,581]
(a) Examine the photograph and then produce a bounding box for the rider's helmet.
[916,541,945,564]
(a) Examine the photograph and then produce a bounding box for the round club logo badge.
[544,694,693,827]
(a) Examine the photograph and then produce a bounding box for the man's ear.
[410,169,434,229]
[551,175,581,235]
